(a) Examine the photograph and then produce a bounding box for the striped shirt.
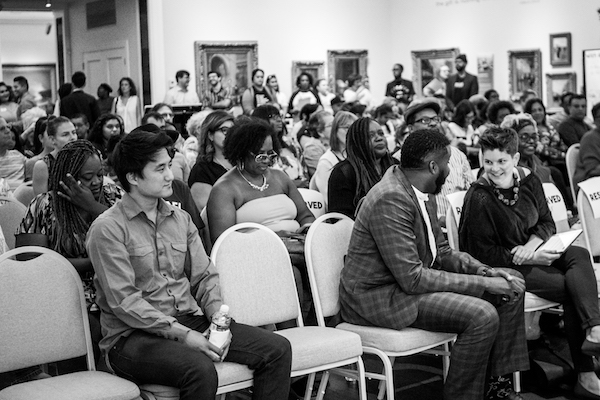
[203,85,232,109]
[436,146,474,220]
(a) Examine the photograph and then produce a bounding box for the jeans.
[108,314,292,400]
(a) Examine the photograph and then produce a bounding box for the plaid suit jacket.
[339,166,490,329]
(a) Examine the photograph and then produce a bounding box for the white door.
[82,44,129,100]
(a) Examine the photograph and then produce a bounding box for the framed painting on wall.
[550,33,572,67]
[411,48,459,98]
[194,41,258,105]
[546,72,576,111]
[327,50,368,97]
[2,64,57,102]
[291,61,325,92]
[508,49,542,100]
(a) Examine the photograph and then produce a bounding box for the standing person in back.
[557,94,592,147]
[446,54,479,106]
[96,83,115,116]
[113,77,142,133]
[385,63,415,104]
[60,71,101,127]
[12,76,37,132]
[241,69,278,115]
[164,70,200,105]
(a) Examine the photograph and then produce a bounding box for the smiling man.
[86,131,292,400]
[340,128,528,400]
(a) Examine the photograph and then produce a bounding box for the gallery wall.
[150,0,599,108]
[148,0,395,106]
[391,0,599,104]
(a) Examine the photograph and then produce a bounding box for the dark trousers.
[518,245,600,372]
[410,269,529,400]
[108,314,292,400]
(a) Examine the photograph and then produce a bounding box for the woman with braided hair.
[328,117,398,218]
[18,139,122,360]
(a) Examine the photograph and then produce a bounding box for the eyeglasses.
[268,114,282,121]
[251,150,278,164]
[518,133,539,143]
[414,116,441,126]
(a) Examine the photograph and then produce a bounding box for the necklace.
[237,167,269,192]
[492,171,520,207]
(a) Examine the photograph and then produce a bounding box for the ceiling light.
[45,0,51,8]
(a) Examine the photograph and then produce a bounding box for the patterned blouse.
[18,182,123,308]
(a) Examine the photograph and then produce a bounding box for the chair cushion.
[0,371,140,400]
[139,362,254,398]
[275,326,362,371]
[337,323,456,354]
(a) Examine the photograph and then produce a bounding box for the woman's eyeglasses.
[518,133,539,143]
[216,126,230,135]
[251,150,278,164]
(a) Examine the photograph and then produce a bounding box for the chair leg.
[356,357,368,400]
[513,371,521,393]
[377,356,395,400]
[304,373,316,400]
[442,342,451,381]
[315,371,330,400]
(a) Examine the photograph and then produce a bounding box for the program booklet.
[536,229,582,254]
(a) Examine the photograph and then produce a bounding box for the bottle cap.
[219,304,229,314]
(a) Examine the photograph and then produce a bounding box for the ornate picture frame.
[508,49,542,100]
[327,50,368,97]
[546,72,577,111]
[411,48,460,97]
[550,33,572,67]
[291,61,325,92]
[194,41,258,103]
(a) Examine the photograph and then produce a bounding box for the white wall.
[390,0,600,102]
[149,0,395,105]
[66,0,142,100]
[0,11,57,68]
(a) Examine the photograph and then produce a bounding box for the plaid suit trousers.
[411,273,529,400]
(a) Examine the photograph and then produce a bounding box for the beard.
[433,171,447,195]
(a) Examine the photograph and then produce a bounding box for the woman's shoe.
[575,380,600,399]
[582,339,600,357]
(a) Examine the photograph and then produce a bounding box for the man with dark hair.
[60,71,101,126]
[548,91,574,130]
[71,113,90,139]
[340,127,527,400]
[385,63,415,104]
[164,69,200,105]
[374,104,396,150]
[12,76,37,128]
[573,102,600,190]
[557,94,592,146]
[87,131,292,400]
[446,54,479,106]
[141,112,166,128]
[202,70,232,110]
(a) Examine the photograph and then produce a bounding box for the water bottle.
[208,304,231,348]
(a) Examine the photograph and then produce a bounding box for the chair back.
[577,177,600,258]
[0,246,94,373]
[298,188,326,218]
[210,223,301,327]
[305,213,354,326]
[445,191,467,250]
[542,182,570,233]
[0,196,27,249]
[566,144,580,203]
[13,182,35,207]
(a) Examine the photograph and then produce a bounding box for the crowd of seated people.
[5,57,600,400]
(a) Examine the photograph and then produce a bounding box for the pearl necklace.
[237,167,269,192]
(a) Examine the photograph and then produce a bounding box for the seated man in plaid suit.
[339,128,528,400]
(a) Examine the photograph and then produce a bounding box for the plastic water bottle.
[208,304,231,348]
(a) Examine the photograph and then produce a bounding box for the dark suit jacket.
[339,166,487,330]
[446,72,479,105]
[60,90,101,126]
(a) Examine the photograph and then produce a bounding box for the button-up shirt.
[164,86,200,105]
[412,185,437,265]
[87,193,221,354]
